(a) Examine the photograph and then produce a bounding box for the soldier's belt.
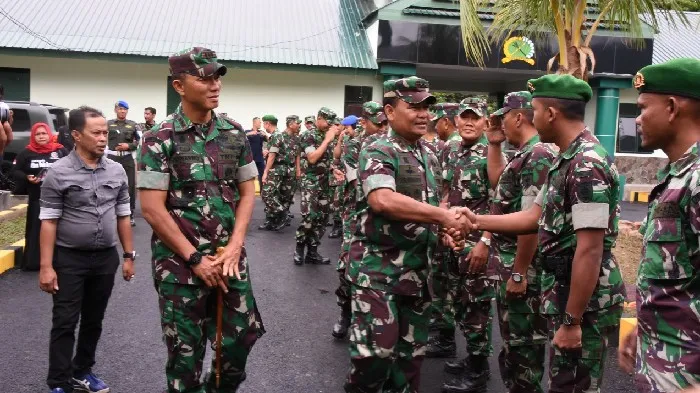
[106,149,131,157]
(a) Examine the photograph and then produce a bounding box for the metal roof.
[0,0,378,70]
[646,12,700,64]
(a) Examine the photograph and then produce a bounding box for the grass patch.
[0,215,26,249]
[613,232,643,287]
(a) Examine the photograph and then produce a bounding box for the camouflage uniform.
[535,127,625,392]
[261,120,298,226]
[345,77,440,392]
[295,108,337,247]
[635,142,700,392]
[439,99,496,359]
[137,48,264,393]
[107,116,139,214]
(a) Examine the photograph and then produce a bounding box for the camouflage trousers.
[155,278,265,393]
[329,184,343,223]
[494,279,547,393]
[345,285,431,393]
[634,327,700,392]
[547,304,622,393]
[261,168,295,221]
[432,250,495,355]
[428,247,454,332]
[295,177,330,246]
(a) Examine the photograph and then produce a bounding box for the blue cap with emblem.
[341,115,359,126]
[116,100,129,109]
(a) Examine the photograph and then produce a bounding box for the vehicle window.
[10,108,31,132]
[49,109,67,129]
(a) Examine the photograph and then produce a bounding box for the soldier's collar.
[388,129,419,150]
[560,127,589,160]
[660,142,700,180]
[173,105,230,133]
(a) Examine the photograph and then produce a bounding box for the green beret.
[261,114,277,122]
[635,58,700,100]
[527,74,592,102]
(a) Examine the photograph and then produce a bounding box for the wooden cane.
[215,247,225,388]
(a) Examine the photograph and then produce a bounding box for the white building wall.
[0,54,382,126]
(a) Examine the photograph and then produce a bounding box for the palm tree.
[459,0,693,80]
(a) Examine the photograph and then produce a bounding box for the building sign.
[502,37,535,65]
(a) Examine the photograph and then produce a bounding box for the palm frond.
[459,0,492,68]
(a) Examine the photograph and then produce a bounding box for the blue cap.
[116,100,129,109]
[341,115,359,126]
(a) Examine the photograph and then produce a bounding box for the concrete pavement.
[0,201,637,392]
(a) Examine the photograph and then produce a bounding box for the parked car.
[2,101,68,163]
[1,101,68,194]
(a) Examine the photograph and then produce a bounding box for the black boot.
[332,310,351,339]
[328,219,343,239]
[426,330,456,358]
[305,245,331,264]
[293,242,305,265]
[258,218,274,230]
[445,354,490,376]
[442,356,490,393]
[271,215,287,231]
[284,212,293,226]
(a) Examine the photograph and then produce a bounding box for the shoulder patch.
[652,202,681,219]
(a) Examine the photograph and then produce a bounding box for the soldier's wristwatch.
[563,312,582,326]
[479,237,491,247]
[123,251,136,260]
[187,251,203,267]
[511,272,523,283]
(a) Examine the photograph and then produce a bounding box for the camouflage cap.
[493,91,533,116]
[262,114,277,122]
[383,76,437,105]
[430,103,460,121]
[304,115,316,124]
[286,115,302,124]
[458,97,488,117]
[168,47,227,77]
[317,107,338,122]
[362,101,387,124]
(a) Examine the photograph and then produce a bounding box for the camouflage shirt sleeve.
[359,143,397,196]
[441,142,456,184]
[521,145,554,209]
[268,132,282,154]
[343,137,360,182]
[568,154,613,230]
[236,130,258,183]
[136,127,172,191]
[301,131,317,156]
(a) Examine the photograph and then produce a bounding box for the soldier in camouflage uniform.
[328,117,355,239]
[137,47,264,393]
[438,98,497,393]
[344,76,472,392]
[304,115,316,131]
[468,74,625,393]
[486,91,555,393]
[260,115,301,231]
[424,102,461,338]
[617,58,700,392]
[108,100,139,226]
[293,107,339,265]
[331,103,387,339]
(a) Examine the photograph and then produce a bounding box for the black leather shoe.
[331,315,351,339]
[425,335,456,358]
[305,245,331,264]
[328,220,343,239]
[441,366,489,393]
[444,355,491,377]
[293,242,305,265]
[258,220,273,230]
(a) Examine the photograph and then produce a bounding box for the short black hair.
[253,116,260,121]
[541,98,586,121]
[145,107,156,115]
[511,108,534,124]
[69,106,104,133]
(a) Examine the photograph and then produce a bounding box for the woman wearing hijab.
[12,122,68,271]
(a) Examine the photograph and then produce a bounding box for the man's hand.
[191,256,227,292]
[262,149,269,158]
[486,115,506,145]
[506,276,527,300]
[466,240,489,274]
[618,325,637,374]
[552,324,582,351]
[27,175,40,184]
[333,168,345,182]
[441,233,466,252]
[122,259,135,281]
[296,168,302,179]
[324,126,338,143]
[117,143,130,151]
[262,172,268,184]
[215,243,243,280]
[39,267,59,294]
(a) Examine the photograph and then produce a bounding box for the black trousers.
[47,246,119,390]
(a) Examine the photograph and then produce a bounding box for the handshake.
[439,207,478,251]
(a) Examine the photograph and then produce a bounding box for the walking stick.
[215,247,225,388]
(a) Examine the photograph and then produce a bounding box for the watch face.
[512,273,522,283]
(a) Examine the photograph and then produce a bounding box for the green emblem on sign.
[502,36,535,65]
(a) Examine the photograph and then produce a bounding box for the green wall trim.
[594,86,621,158]
[589,75,633,89]
[379,63,417,77]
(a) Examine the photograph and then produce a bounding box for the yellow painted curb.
[0,211,12,218]
[620,317,637,344]
[255,180,260,196]
[0,249,15,275]
[11,203,28,210]
[630,191,649,203]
